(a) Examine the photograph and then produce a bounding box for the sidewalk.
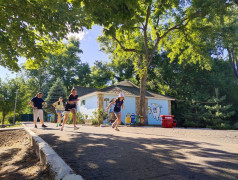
[24,122,238,180]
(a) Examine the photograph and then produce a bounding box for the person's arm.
[68,95,79,104]
[42,100,47,107]
[52,102,56,108]
[29,100,37,109]
[105,102,115,112]
[122,103,124,110]
[68,99,79,104]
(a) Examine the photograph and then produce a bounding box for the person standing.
[107,98,116,124]
[106,93,125,131]
[30,92,47,128]
[61,88,79,131]
[53,97,64,127]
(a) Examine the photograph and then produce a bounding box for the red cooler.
[160,115,176,128]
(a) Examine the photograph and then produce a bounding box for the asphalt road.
[24,122,238,180]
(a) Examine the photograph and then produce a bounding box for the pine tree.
[45,79,67,122]
[183,100,206,128]
[203,88,235,129]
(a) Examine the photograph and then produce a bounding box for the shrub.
[66,111,85,124]
[90,109,108,125]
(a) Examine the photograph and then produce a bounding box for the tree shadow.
[38,131,238,180]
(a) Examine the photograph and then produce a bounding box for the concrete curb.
[22,123,83,180]
[0,127,24,131]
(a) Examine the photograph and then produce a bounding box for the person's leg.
[61,113,69,128]
[70,109,79,129]
[39,109,47,127]
[115,112,121,130]
[33,109,38,127]
[39,109,44,125]
[112,112,119,128]
[57,112,61,124]
[60,111,70,131]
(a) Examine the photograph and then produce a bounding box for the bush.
[66,111,85,124]
[90,109,108,125]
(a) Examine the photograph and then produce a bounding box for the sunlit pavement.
[24,122,238,180]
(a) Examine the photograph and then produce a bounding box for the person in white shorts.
[30,92,47,128]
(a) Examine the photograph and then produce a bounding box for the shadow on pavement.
[38,132,238,180]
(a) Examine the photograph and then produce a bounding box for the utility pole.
[13,90,18,124]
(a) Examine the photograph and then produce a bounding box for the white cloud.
[67,31,88,41]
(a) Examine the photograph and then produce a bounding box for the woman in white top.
[53,97,64,127]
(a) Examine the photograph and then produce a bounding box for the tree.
[203,88,235,128]
[24,38,91,92]
[145,52,238,127]
[0,0,91,71]
[45,38,91,91]
[92,0,236,124]
[90,60,114,88]
[45,78,67,122]
[0,78,29,126]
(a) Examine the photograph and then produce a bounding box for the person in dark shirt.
[61,88,79,131]
[106,93,125,131]
[29,92,47,128]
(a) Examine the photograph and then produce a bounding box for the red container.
[160,115,176,128]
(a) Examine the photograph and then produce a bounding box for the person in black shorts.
[61,88,79,131]
[105,93,125,131]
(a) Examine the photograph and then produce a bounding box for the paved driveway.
[24,122,238,180]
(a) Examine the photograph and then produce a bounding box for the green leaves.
[90,60,114,88]
[0,0,91,71]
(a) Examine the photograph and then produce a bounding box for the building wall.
[147,99,169,125]
[103,95,136,124]
[78,94,170,125]
[78,95,98,118]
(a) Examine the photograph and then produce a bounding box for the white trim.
[79,91,174,101]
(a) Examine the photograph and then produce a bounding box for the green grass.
[6,123,23,128]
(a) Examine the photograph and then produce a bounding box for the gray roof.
[74,86,98,97]
[76,80,175,100]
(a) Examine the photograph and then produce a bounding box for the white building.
[75,81,175,125]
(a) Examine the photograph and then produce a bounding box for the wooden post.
[97,94,104,124]
[168,100,172,115]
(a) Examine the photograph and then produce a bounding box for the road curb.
[0,127,24,131]
[22,123,83,180]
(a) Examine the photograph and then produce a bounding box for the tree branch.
[111,35,139,53]
[147,11,201,66]
[144,4,152,64]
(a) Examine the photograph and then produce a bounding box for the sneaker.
[60,127,63,131]
[35,125,37,128]
[115,128,120,131]
[59,123,62,126]
[111,123,115,128]
[74,127,79,130]
[56,124,58,127]
[42,124,47,128]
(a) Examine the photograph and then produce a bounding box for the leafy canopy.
[0,0,91,71]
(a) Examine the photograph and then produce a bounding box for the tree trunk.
[1,115,5,128]
[139,75,148,125]
[227,47,238,79]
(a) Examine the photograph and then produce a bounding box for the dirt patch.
[0,129,52,180]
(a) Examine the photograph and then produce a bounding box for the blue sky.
[0,25,109,80]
